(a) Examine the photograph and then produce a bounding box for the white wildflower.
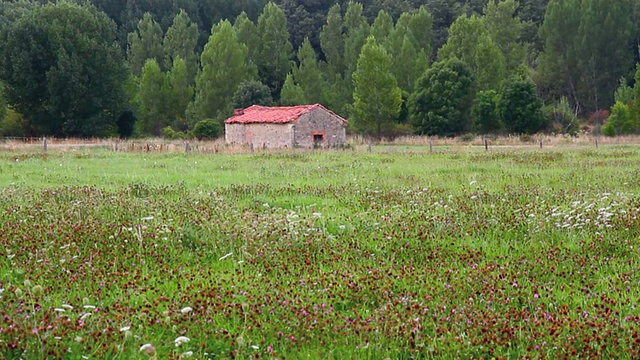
[174,336,191,347]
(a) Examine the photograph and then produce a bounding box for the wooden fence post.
[539,138,543,149]
[429,138,433,152]
[43,137,48,153]
[484,137,488,152]
[185,141,191,152]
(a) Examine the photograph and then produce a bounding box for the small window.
[313,134,324,144]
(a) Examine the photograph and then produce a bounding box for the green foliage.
[0,108,29,137]
[127,12,164,77]
[614,78,633,105]
[234,11,260,76]
[191,118,222,139]
[162,125,186,139]
[498,75,546,134]
[483,0,527,73]
[233,80,274,109]
[409,59,475,136]
[292,37,327,105]
[602,101,636,136]
[163,10,198,83]
[407,6,434,62]
[135,59,171,135]
[474,90,501,134]
[438,14,487,70]
[256,2,293,97]
[370,10,393,45]
[320,4,345,79]
[0,1,127,137]
[474,33,507,92]
[352,36,402,138]
[537,0,580,105]
[165,57,194,131]
[544,97,579,135]
[576,0,634,113]
[279,73,305,106]
[191,20,249,124]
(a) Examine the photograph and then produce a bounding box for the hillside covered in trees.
[1,0,639,139]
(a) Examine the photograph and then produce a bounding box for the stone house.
[224,104,348,148]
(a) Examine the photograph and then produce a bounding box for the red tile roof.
[225,104,348,124]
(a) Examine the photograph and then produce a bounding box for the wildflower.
[180,307,193,314]
[140,343,156,356]
[179,351,193,358]
[140,216,155,221]
[174,336,191,347]
[120,326,130,332]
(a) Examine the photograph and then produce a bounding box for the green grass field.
[1,146,640,359]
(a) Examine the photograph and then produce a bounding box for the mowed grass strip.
[1,147,640,359]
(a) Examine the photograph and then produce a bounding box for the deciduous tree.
[409,59,475,136]
[127,12,164,76]
[352,36,402,137]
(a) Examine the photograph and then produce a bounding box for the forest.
[0,0,639,139]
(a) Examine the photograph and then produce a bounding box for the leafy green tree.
[498,75,546,134]
[234,11,260,75]
[191,20,250,123]
[394,35,428,94]
[474,90,501,134]
[135,59,170,135]
[577,0,634,113]
[127,12,165,76]
[407,6,434,62]
[280,73,305,105]
[256,2,293,97]
[352,36,402,138]
[344,2,370,81]
[1,2,128,137]
[320,4,345,79]
[474,33,507,92]
[424,0,468,51]
[537,0,580,107]
[163,9,198,83]
[603,101,635,136]
[292,37,327,104]
[233,80,274,108]
[409,59,475,136]
[483,0,527,73]
[371,10,393,45]
[438,14,488,71]
[166,56,193,131]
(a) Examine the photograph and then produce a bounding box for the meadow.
[1,144,640,359]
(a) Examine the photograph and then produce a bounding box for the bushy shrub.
[191,119,222,140]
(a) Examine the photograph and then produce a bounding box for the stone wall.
[225,123,294,148]
[293,108,347,148]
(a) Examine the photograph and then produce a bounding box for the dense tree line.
[1,0,640,139]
